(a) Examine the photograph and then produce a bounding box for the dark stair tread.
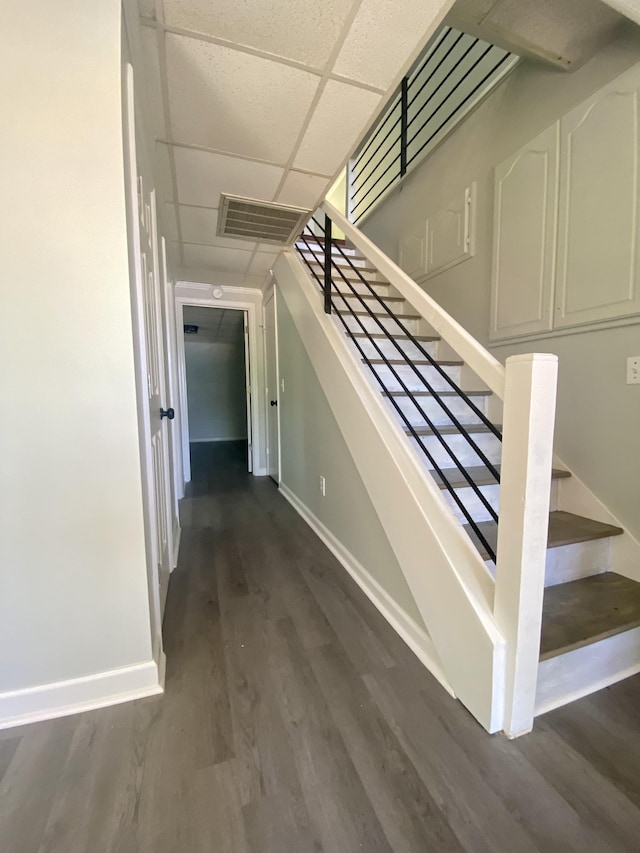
[403,423,502,437]
[366,358,462,366]
[431,465,570,489]
[465,511,624,561]
[385,389,491,397]
[540,573,640,660]
[348,332,440,342]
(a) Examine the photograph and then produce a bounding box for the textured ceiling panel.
[294,80,382,175]
[182,244,253,272]
[333,0,452,89]
[140,25,166,142]
[163,0,354,68]
[248,252,279,276]
[163,203,179,241]
[276,170,331,208]
[179,205,257,250]
[165,33,320,162]
[155,142,174,202]
[173,147,283,207]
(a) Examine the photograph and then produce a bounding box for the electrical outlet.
[319,475,326,497]
[627,356,640,385]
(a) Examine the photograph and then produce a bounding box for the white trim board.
[0,660,163,731]
[279,482,455,698]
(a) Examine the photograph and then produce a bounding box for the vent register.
[217,195,310,245]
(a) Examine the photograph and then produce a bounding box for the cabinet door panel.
[490,123,559,341]
[556,70,640,327]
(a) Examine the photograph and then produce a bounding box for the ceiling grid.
[137,0,455,287]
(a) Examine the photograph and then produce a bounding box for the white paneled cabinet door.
[264,291,279,482]
[555,67,640,327]
[491,123,559,341]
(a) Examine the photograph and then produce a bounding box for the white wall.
[275,292,424,628]
[361,29,640,540]
[0,0,155,716]
[185,339,247,442]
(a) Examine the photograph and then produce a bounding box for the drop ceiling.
[136,0,455,288]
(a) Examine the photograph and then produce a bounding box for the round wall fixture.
[212,286,223,299]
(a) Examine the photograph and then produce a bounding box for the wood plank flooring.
[1,440,640,852]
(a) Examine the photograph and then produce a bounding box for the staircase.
[291,213,640,733]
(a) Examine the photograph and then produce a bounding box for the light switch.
[627,356,640,385]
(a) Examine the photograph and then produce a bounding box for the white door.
[243,311,253,473]
[123,64,175,620]
[264,291,280,481]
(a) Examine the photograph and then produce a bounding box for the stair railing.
[298,200,559,737]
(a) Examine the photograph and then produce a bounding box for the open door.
[123,64,175,622]
[264,290,280,482]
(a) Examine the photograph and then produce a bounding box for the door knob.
[160,407,175,420]
[270,400,278,407]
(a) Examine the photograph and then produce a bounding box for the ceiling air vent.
[217,195,310,245]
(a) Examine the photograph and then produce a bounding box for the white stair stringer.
[275,249,507,733]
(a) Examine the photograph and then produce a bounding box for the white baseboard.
[0,659,163,731]
[279,483,454,697]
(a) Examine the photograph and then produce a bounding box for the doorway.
[180,305,252,479]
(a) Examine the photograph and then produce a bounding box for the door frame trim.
[175,294,265,485]
[263,287,282,484]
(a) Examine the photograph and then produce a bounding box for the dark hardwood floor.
[2,440,640,852]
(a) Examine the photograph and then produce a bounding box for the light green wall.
[276,292,424,627]
[361,29,640,540]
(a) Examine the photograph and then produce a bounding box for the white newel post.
[494,353,558,737]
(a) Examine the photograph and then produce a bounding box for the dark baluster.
[400,76,408,177]
[324,215,332,314]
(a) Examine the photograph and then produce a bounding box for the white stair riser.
[384,392,489,426]
[409,432,502,469]
[332,296,407,317]
[370,363,461,393]
[351,337,439,360]
[299,252,370,269]
[544,538,611,586]
[483,534,611,585]
[333,281,391,296]
[439,479,559,525]
[305,263,387,284]
[341,313,421,336]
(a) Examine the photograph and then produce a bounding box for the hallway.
[2,442,640,851]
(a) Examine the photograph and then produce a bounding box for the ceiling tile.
[333,0,449,90]
[163,0,353,68]
[276,171,330,209]
[165,33,320,163]
[138,0,156,19]
[293,80,381,176]
[248,252,279,276]
[182,244,253,273]
[179,205,257,250]
[163,202,179,241]
[140,25,166,143]
[173,147,284,207]
[155,142,174,201]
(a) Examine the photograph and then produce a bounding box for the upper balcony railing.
[349,25,518,224]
